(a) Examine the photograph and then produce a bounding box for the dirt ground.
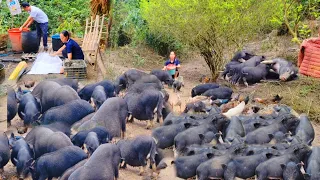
[0,41,320,179]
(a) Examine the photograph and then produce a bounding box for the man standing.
[20,2,49,51]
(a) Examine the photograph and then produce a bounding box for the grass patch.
[105,65,119,81]
[112,45,164,71]
[253,76,320,122]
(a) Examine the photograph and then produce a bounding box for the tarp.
[28,52,62,74]
[298,38,320,78]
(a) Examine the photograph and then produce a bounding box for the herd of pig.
[2,63,317,180]
[155,99,318,180]
[222,50,298,85]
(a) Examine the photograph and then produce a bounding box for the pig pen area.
[0,48,320,180]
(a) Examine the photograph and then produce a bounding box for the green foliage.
[298,24,312,39]
[0,1,28,33]
[109,0,184,56]
[145,33,184,57]
[279,0,320,42]
[132,54,145,67]
[0,0,90,37]
[110,0,147,47]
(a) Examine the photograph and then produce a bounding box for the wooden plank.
[98,15,105,44]
[96,48,107,78]
[85,18,89,35]
[84,16,94,50]
[82,18,89,49]
[91,15,100,50]
[93,43,99,70]
[88,16,94,48]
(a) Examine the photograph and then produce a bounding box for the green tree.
[141,0,282,79]
[110,0,147,47]
[281,0,320,43]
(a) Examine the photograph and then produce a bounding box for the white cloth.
[28,6,48,23]
[28,53,62,74]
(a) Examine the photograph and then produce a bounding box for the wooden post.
[82,18,89,49]
[85,16,94,50]
[96,48,107,78]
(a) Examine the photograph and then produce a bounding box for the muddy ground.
[0,38,319,179]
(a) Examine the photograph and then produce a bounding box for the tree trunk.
[191,25,226,81]
[200,48,223,81]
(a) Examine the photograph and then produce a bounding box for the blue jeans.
[36,22,48,47]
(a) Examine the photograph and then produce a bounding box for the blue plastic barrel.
[52,34,63,51]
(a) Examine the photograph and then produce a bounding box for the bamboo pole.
[82,18,89,49]
[96,48,107,78]
[85,16,94,50]
[98,15,105,43]
[90,15,99,50]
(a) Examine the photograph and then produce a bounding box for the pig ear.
[13,158,18,164]
[246,150,254,156]
[297,163,303,169]
[271,145,277,150]
[184,123,192,129]
[28,143,34,152]
[198,134,205,140]
[26,158,34,167]
[215,132,222,139]
[34,112,41,120]
[281,118,288,124]
[285,132,292,137]
[206,153,214,159]
[15,86,23,101]
[88,146,93,153]
[253,122,261,129]
[10,133,15,140]
[265,153,273,159]
[21,111,26,119]
[280,164,286,170]
[188,150,195,156]
[211,119,217,124]
[268,134,274,140]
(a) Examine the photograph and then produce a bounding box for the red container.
[8,28,29,52]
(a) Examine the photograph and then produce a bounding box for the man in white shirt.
[20,2,49,51]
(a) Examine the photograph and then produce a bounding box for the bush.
[145,33,184,57]
[109,0,184,56]
[110,0,147,47]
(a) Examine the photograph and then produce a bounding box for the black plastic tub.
[0,63,5,84]
[22,31,39,53]
[52,34,63,51]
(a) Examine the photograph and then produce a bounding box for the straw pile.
[90,0,111,16]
